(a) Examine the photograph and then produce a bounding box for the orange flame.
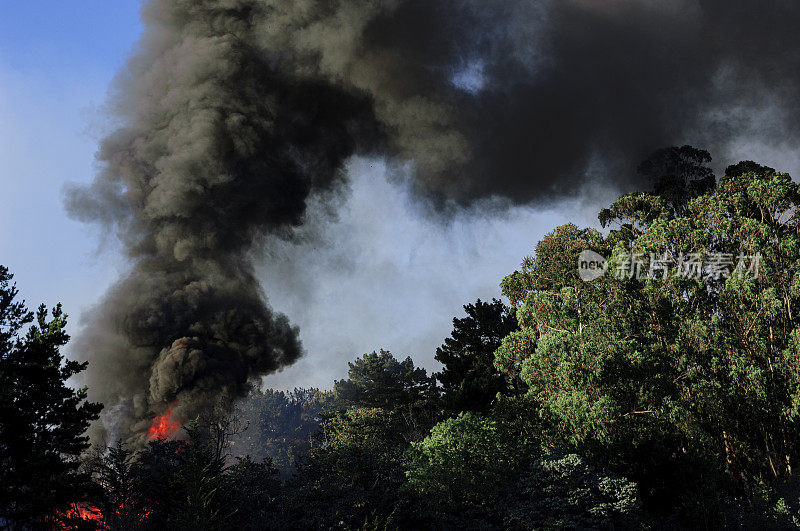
[54,501,153,529]
[52,503,105,529]
[147,406,180,440]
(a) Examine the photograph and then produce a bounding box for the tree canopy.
[8,148,800,528]
[0,266,102,527]
[333,349,438,410]
[498,159,800,522]
[435,298,519,413]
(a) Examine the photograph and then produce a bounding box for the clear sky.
[0,2,142,326]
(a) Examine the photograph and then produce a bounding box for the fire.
[52,503,105,529]
[53,502,153,529]
[147,406,180,440]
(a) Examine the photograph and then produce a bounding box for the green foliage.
[403,402,640,528]
[224,456,282,530]
[169,422,232,530]
[127,438,186,528]
[231,387,333,474]
[406,411,540,510]
[435,298,519,413]
[290,407,411,528]
[504,453,641,529]
[496,156,800,521]
[635,144,716,215]
[21,150,800,528]
[494,329,536,395]
[333,349,438,410]
[288,352,442,528]
[89,440,143,529]
[120,421,282,530]
[0,265,102,527]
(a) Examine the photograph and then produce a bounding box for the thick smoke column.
[68,0,800,442]
[253,0,800,199]
[67,0,377,443]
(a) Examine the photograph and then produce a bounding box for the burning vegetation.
[7,0,800,528]
[64,0,800,450]
[147,407,180,441]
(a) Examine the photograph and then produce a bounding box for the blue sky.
[0,2,141,327]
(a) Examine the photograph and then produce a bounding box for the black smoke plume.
[66,0,379,443]
[68,0,800,442]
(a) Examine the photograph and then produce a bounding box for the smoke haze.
[66,0,800,442]
[257,157,614,390]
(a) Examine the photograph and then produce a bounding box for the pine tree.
[333,350,438,410]
[434,299,519,413]
[90,440,142,530]
[0,265,102,526]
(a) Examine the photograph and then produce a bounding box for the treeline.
[5,147,800,528]
[78,340,640,529]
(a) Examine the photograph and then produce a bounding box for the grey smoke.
[256,157,611,391]
[252,0,800,198]
[67,0,800,442]
[66,0,378,443]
